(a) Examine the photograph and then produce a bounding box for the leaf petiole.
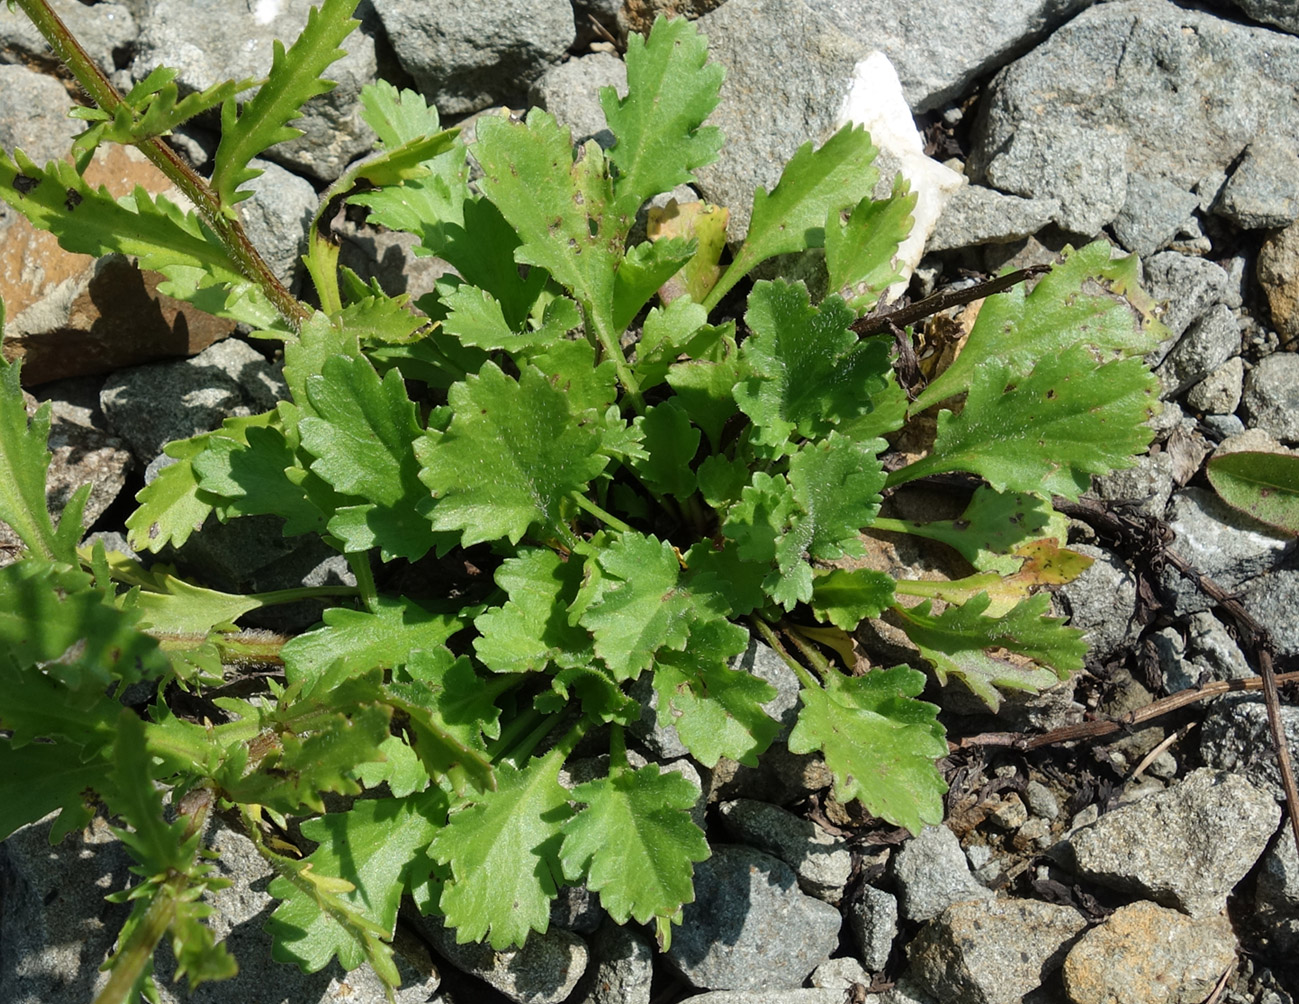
[571,491,634,535]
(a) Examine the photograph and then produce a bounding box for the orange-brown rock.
[1,144,235,386]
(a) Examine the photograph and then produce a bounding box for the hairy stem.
[14,0,309,330]
[586,306,645,415]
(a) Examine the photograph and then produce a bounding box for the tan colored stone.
[1063,901,1236,1004]
[1258,218,1299,348]
[1,144,235,385]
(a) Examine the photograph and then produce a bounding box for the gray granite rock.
[718,799,852,902]
[528,52,627,149]
[878,980,940,1004]
[419,913,587,1004]
[848,884,899,972]
[1025,780,1061,822]
[0,63,83,165]
[1057,544,1140,663]
[672,991,856,1004]
[0,814,134,1004]
[1201,413,1246,440]
[130,0,377,181]
[1157,487,1291,616]
[810,956,872,994]
[1057,768,1279,916]
[969,1,1299,238]
[1214,138,1299,228]
[1111,173,1202,257]
[1156,303,1241,397]
[1186,356,1245,415]
[907,897,1087,1004]
[0,815,439,1004]
[100,338,285,462]
[666,845,841,991]
[1201,695,1299,801]
[1255,830,1299,956]
[0,0,135,73]
[1243,570,1299,656]
[810,0,1093,114]
[689,0,867,240]
[926,183,1059,253]
[1186,610,1255,682]
[371,0,574,116]
[239,157,317,288]
[1142,252,1232,365]
[570,919,653,1004]
[1094,450,1175,518]
[1243,352,1299,442]
[891,825,993,923]
[1062,901,1237,1004]
[549,885,603,937]
[1230,0,1299,33]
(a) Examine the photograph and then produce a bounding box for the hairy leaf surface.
[267,792,444,976]
[417,362,609,546]
[891,346,1159,499]
[914,241,1167,411]
[300,353,434,559]
[474,548,593,674]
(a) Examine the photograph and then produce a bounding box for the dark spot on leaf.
[574,191,584,206]
[148,522,160,540]
[1046,388,1057,399]
[13,173,39,196]
[953,519,970,531]
[64,188,82,211]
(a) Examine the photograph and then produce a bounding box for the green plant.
[1207,450,1299,536]
[0,1,1167,1000]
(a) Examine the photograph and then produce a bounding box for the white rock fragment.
[834,52,965,295]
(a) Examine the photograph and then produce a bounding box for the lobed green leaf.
[211,0,360,209]
[267,792,444,977]
[299,353,437,560]
[561,762,710,950]
[429,749,572,950]
[417,362,610,547]
[890,592,1085,710]
[708,124,880,309]
[913,241,1168,412]
[890,346,1159,499]
[788,665,947,834]
[602,15,724,213]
